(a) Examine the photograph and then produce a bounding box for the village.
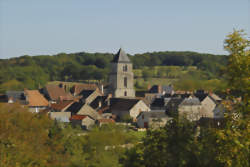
[0,48,225,130]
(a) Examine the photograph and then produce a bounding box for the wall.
[130,100,150,120]
[109,62,135,98]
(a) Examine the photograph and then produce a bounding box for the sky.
[0,0,249,59]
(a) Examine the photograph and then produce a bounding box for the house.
[43,84,74,103]
[165,97,184,117]
[178,97,202,121]
[150,97,171,110]
[89,95,111,110]
[79,89,103,104]
[50,112,71,123]
[67,101,102,120]
[50,100,75,112]
[137,111,172,129]
[110,98,150,121]
[24,90,49,113]
[48,100,75,122]
[70,115,95,130]
[194,91,224,118]
[144,93,162,105]
[148,84,174,95]
[71,83,99,96]
[5,91,27,104]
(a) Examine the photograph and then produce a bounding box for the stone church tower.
[109,48,135,98]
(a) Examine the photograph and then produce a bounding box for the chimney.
[158,85,162,94]
[101,84,104,94]
[147,84,151,90]
[98,101,102,108]
[107,94,112,106]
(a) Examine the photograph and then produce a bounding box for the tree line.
[0,50,227,93]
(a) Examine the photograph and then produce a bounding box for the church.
[108,48,135,98]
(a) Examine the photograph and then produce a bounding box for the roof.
[151,98,171,108]
[209,93,222,101]
[111,48,131,63]
[51,100,74,111]
[45,84,73,101]
[67,101,85,114]
[79,90,95,99]
[180,97,201,106]
[149,85,161,93]
[138,111,169,119]
[110,98,140,111]
[70,115,87,121]
[166,97,184,113]
[98,118,115,123]
[71,83,98,95]
[194,93,209,102]
[162,85,174,94]
[6,91,26,102]
[90,95,108,109]
[25,90,49,107]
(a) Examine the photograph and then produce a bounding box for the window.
[123,65,128,72]
[124,77,127,88]
[124,91,127,96]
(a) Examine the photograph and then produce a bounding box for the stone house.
[42,84,74,103]
[195,92,224,118]
[66,101,102,120]
[24,90,49,113]
[178,97,202,121]
[50,112,71,123]
[49,100,75,122]
[137,111,172,129]
[70,115,95,130]
[110,98,150,121]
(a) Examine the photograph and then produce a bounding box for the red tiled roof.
[70,115,87,121]
[46,85,73,101]
[24,90,49,107]
[51,100,74,111]
[72,84,98,95]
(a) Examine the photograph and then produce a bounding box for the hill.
[0,51,227,93]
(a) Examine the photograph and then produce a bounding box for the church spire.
[112,48,131,63]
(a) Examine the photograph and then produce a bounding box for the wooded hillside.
[0,51,227,93]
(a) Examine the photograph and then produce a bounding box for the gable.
[77,104,99,120]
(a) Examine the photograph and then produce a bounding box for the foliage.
[0,106,141,167]
[0,51,227,93]
[0,103,68,167]
[121,30,250,167]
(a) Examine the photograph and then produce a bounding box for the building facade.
[109,48,135,98]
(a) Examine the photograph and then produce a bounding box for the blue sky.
[0,0,249,58]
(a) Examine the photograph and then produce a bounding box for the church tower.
[109,48,135,98]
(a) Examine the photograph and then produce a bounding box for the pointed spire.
[112,48,131,63]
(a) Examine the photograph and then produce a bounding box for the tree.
[211,30,250,167]
[224,30,250,100]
